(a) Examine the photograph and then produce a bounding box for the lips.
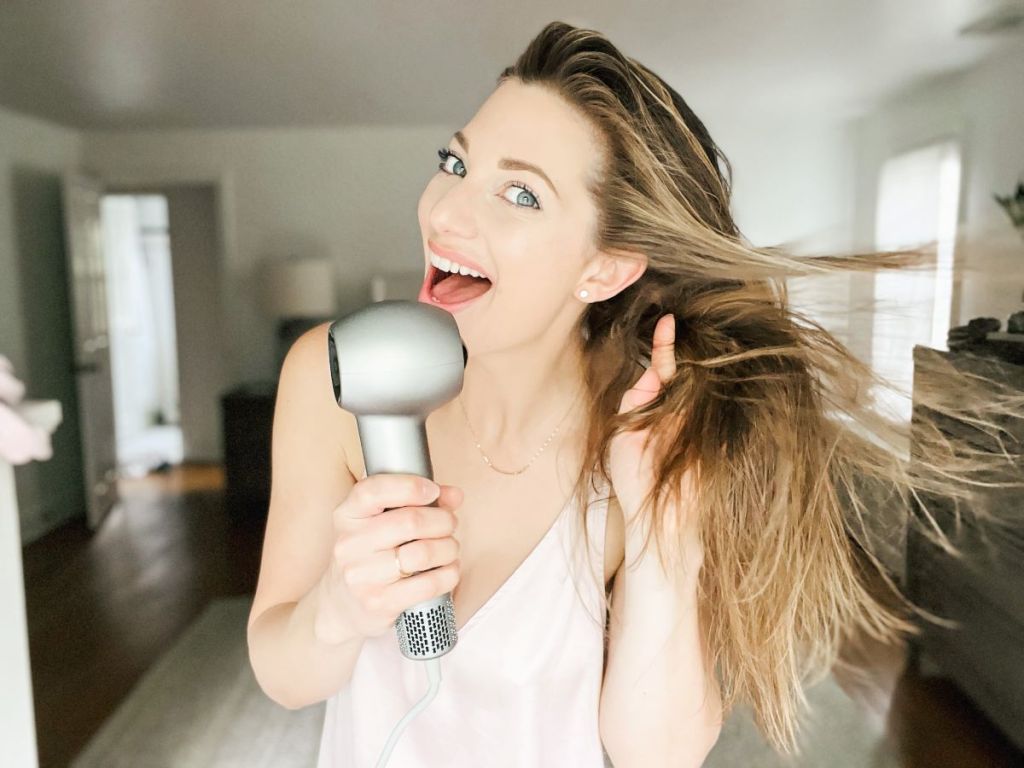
[416,240,494,313]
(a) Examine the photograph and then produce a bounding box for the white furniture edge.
[1,399,63,768]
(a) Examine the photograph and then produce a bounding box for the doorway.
[99,183,228,478]
[101,194,183,477]
[49,179,225,535]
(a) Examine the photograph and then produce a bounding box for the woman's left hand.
[608,314,696,536]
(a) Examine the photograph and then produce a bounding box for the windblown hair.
[500,22,1023,753]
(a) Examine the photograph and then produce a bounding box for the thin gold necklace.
[457,393,577,476]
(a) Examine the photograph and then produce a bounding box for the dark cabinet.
[908,346,1024,752]
[220,381,277,519]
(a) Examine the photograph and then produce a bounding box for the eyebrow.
[453,131,561,199]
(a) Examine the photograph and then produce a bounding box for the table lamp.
[260,255,338,371]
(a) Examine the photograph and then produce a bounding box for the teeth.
[430,253,486,279]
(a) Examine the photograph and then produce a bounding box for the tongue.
[432,273,492,304]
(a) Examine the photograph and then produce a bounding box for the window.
[872,140,961,424]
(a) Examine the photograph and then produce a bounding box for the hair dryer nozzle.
[328,300,465,415]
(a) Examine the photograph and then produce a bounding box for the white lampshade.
[261,256,337,318]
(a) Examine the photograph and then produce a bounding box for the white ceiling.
[0,0,1017,130]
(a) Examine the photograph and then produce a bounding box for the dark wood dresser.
[220,380,278,519]
[907,346,1024,751]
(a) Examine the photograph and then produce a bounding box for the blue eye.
[501,184,540,209]
[437,148,466,177]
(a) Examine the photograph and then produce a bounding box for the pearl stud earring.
[578,289,590,299]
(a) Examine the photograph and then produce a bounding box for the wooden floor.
[20,464,1024,767]
[21,464,263,768]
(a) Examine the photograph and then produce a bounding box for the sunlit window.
[872,141,961,425]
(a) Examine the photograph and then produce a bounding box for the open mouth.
[426,264,494,306]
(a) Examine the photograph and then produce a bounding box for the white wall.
[849,39,1024,342]
[0,106,81,382]
[0,105,88,543]
[82,125,451,385]
[711,112,857,345]
[954,40,1024,325]
[715,114,856,251]
[163,185,229,461]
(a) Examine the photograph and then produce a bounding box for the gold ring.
[395,547,413,579]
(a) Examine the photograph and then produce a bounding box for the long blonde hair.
[500,21,1023,753]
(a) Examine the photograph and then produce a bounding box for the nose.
[428,177,478,240]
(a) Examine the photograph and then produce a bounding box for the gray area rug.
[71,597,324,768]
[72,596,899,767]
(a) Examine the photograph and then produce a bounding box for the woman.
[247,21,1015,767]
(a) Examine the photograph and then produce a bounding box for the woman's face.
[416,78,607,354]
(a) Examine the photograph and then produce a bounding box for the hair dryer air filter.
[327,300,466,659]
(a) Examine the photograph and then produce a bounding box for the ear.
[578,249,647,302]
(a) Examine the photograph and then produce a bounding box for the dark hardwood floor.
[21,464,264,768]
[19,463,1024,767]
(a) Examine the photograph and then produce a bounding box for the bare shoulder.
[247,321,361,629]
[283,321,363,477]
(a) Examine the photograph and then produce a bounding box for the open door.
[61,173,119,531]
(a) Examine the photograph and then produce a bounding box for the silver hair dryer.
[327,300,466,660]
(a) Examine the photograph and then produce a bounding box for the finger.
[339,474,440,524]
[651,314,676,383]
[618,364,662,414]
[344,539,459,586]
[364,505,458,551]
[393,537,460,579]
[435,484,463,514]
[435,485,462,532]
[382,561,460,610]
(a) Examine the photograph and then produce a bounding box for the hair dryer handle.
[357,414,458,659]
[389,502,458,660]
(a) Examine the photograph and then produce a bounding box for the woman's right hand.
[314,474,463,644]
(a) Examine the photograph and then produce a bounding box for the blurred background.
[1,1,1023,766]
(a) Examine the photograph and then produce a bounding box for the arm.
[599,493,722,767]
[246,323,366,710]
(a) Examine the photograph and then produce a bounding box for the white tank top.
[316,480,612,768]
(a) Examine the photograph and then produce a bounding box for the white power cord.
[374,657,443,768]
